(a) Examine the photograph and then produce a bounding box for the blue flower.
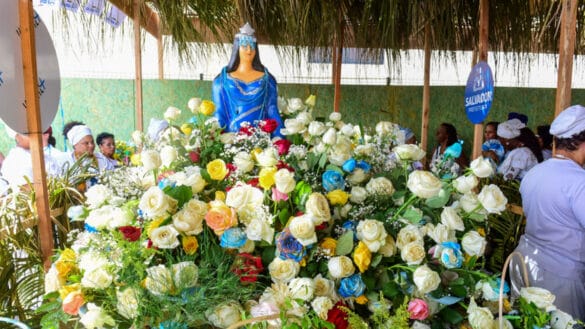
[220,227,247,249]
[439,242,463,269]
[338,274,366,298]
[493,278,509,295]
[342,220,359,242]
[356,160,371,173]
[444,142,462,159]
[159,321,188,329]
[84,223,97,233]
[276,229,306,262]
[342,158,356,172]
[322,170,345,191]
[158,178,176,190]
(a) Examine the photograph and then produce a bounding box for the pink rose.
[408,298,429,320]
[62,291,85,315]
[271,187,289,202]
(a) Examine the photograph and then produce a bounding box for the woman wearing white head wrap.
[496,119,541,180]
[510,105,585,321]
[62,122,115,173]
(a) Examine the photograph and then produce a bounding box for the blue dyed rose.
[220,227,247,249]
[356,160,371,173]
[342,220,359,242]
[158,178,176,190]
[276,229,306,262]
[322,170,345,192]
[342,158,356,172]
[444,141,462,159]
[439,241,463,269]
[338,274,366,298]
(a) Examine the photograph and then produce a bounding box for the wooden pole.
[473,0,489,160]
[18,0,54,271]
[555,0,578,116]
[421,22,431,167]
[333,18,343,113]
[157,29,164,80]
[134,0,143,131]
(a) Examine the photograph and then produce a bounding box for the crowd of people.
[0,121,119,194]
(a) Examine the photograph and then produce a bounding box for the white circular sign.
[0,3,60,134]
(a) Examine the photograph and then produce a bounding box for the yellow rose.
[182,236,199,255]
[327,189,349,206]
[353,241,372,273]
[59,283,81,300]
[207,159,228,180]
[251,148,263,161]
[200,100,216,116]
[180,123,193,135]
[130,153,141,166]
[147,217,166,238]
[355,295,368,305]
[55,249,77,278]
[205,200,238,235]
[215,191,226,201]
[258,167,277,190]
[320,238,337,256]
[59,248,76,262]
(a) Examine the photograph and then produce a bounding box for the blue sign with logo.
[464,61,494,124]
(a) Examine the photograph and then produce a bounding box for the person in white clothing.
[61,124,115,172]
[496,119,542,180]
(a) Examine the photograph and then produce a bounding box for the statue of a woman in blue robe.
[212,23,284,137]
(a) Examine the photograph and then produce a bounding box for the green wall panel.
[1,78,584,160]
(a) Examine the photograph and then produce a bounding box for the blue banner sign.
[464,61,494,124]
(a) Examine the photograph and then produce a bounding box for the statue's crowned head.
[236,22,256,49]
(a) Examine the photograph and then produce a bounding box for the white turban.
[147,118,169,142]
[550,105,585,138]
[67,125,93,146]
[497,118,525,139]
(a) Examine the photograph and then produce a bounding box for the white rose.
[459,192,482,214]
[461,231,487,257]
[172,199,207,235]
[172,261,199,290]
[183,168,206,194]
[428,223,455,244]
[453,175,479,194]
[413,264,441,294]
[520,287,556,312]
[356,219,388,252]
[329,112,342,122]
[116,287,139,319]
[79,303,115,329]
[145,265,173,295]
[349,186,367,204]
[44,267,64,294]
[375,121,397,137]
[85,184,112,208]
[308,121,327,136]
[478,184,508,214]
[378,235,397,257]
[470,156,494,178]
[296,111,313,125]
[328,256,355,279]
[353,144,374,157]
[340,124,354,137]
[164,106,181,121]
[255,148,278,167]
[347,168,369,185]
[393,144,426,161]
[400,241,426,265]
[139,186,178,219]
[396,225,424,249]
[85,205,116,230]
[288,98,304,112]
[412,321,432,329]
[313,274,336,297]
[475,280,500,301]
[311,296,334,320]
[233,151,255,173]
[468,306,495,329]
[282,118,305,135]
[407,170,442,199]
[206,301,244,329]
[366,177,395,196]
[78,251,109,272]
[81,267,113,289]
[269,258,300,283]
[495,317,513,329]
[305,193,331,225]
[288,277,315,301]
[226,183,264,211]
[150,225,180,249]
[550,309,576,329]
[187,97,202,113]
[131,130,143,147]
[274,169,296,194]
[440,206,465,231]
[322,128,337,145]
[219,132,236,144]
[250,302,280,325]
[141,149,162,171]
[160,145,178,167]
[289,215,317,246]
[108,207,133,230]
[245,218,274,243]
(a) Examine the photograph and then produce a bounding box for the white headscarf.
[550,105,585,138]
[67,125,93,146]
[497,119,525,139]
[147,118,169,142]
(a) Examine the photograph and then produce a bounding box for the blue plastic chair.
[0,317,30,329]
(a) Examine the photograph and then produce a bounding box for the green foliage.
[335,231,354,256]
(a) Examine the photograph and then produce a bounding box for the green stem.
[391,194,418,222]
[388,264,415,273]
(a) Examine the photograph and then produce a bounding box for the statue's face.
[239,45,256,63]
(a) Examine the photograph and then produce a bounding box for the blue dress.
[212,67,284,137]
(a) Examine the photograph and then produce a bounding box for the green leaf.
[279,208,290,226]
[439,307,464,324]
[261,246,276,265]
[370,254,383,268]
[318,152,328,169]
[425,189,450,208]
[163,185,193,208]
[468,212,487,222]
[382,280,400,298]
[325,164,343,175]
[335,231,354,256]
[402,207,422,224]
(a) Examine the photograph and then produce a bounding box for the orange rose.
[205,200,238,235]
[62,290,84,315]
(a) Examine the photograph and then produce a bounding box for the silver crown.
[237,22,255,37]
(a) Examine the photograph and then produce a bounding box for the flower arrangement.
[39,96,577,329]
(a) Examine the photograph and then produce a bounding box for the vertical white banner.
[61,0,80,12]
[105,5,126,28]
[84,0,105,16]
